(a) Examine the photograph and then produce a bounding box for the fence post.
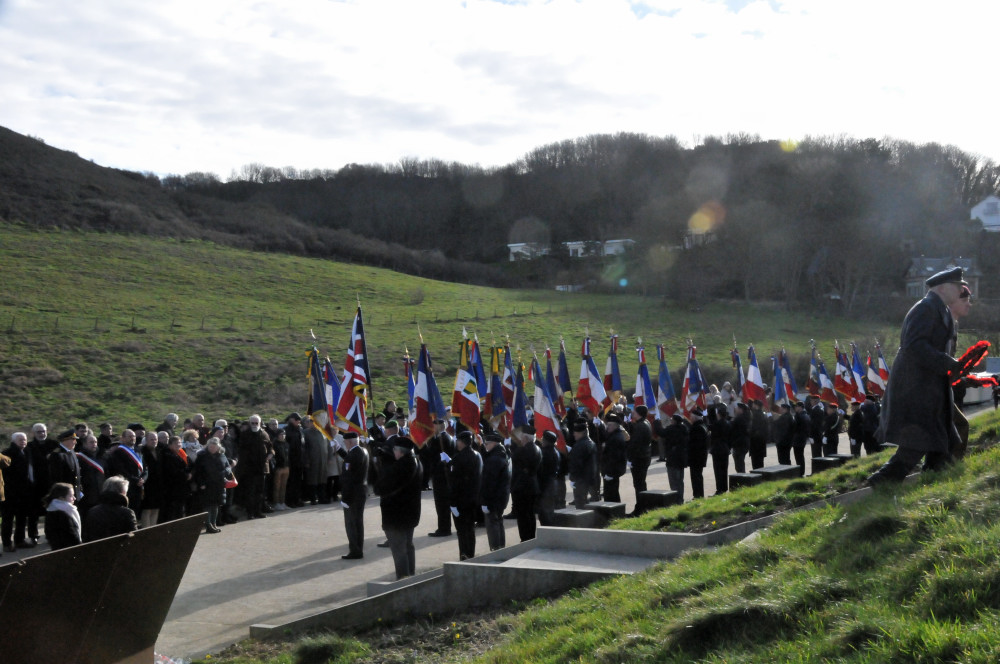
[201,316,206,331]
[7,316,14,333]
[54,317,59,332]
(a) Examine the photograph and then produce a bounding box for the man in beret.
[601,414,628,503]
[626,406,653,497]
[869,266,966,484]
[568,420,597,508]
[337,431,368,559]
[425,418,456,537]
[48,429,82,501]
[448,430,482,559]
[479,432,511,551]
[376,438,422,579]
[509,426,542,542]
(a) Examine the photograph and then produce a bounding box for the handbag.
[224,475,238,489]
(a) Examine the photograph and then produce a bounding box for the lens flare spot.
[619,278,628,288]
[645,245,677,273]
[780,139,799,153]
[688,201,726,234]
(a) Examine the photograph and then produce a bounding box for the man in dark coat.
[337,431,369,559]
[238,415,270,518]
[662,415,689,499]
[479,433,510,551]
[687,409,709,499]
[376,438,422,579]
[568,420,597,508]
[869,267,965,484]
[730,403,751,473]
[807,395,825,459]
[284,413,306,508]
[536,429,560,526]
[26,423,57,546]
[772,403,794,465]
[2,432,34,551]
[748,400,770,469]
[626,406,653,495]
[792,401,811,476]
[104,428,146,516]
[600,414,628,503]
[424,418,456,537]
[76,434,105,518]
[48,430,82,500]
[822,402,842,455]
[448,431,482,559]
[707,406,731,494]
[509,427,541,542]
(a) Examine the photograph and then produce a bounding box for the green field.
[0,222,905,431]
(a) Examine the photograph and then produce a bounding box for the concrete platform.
[753,464,802,481]
[729,472,764,488]
[811,455,850,471]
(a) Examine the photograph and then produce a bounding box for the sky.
[2,0,998,179]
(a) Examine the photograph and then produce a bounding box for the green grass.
[0,222,901,431]
[193,412,1000,663]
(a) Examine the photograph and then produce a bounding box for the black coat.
[47,445,82,495]
[161,449,191,505]
[510,441,541,496]
[448,445,482,511]
[568,436,597,484]
[377,451,422,530]
[792,410,811,447]
[602,428,629,478]
[44,506,81,550]
[878,290,959,453]
[339,444,369,507]
[83,491,138,542]
[662,422,689,468]
[480,445,511,512]
[1,444,34,508]
[687,420,709,468]
[76,450,105,514]
[626,419,653,462]
[772,411,794,448]
[193,450,230,507]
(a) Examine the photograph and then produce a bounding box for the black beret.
[127,423,145,431]
[286,412,302,422]
[343,431,359,439]
[484,432,504,443]
[541,430,558,443]
[925,266,967,288]
[634,405,648,418]
[605,413,621,424]
[572,420,589,432]
[393,436,415,451]
[457,430,475,442]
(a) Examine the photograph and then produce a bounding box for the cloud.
[1,0,999,177]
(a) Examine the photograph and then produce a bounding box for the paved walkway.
[152,441,794,660]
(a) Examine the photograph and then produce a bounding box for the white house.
[972,195,1000,232]
[507,242,551,261]
[508,238,636,261]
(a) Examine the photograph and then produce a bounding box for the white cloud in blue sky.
[1,0,997,177]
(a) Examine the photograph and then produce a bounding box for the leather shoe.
[341,552,363,559]
[427,531,451,537]
[376,540,390,548]
[3,544,13,553]
[16,540,36,549]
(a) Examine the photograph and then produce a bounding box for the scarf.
[47,498,82,535]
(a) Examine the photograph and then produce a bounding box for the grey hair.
[11,432,27,444]
[103,475,129,495]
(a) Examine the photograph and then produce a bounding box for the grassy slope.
[196,411,1000,664]
[0,222,898,431]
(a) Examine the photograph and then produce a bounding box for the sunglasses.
[959,288,972,300]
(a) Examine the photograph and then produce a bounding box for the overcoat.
[878,291,960,453]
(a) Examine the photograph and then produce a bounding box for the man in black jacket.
[337,431,369,559]
[792,401,811,476]
[509,427,541,542]
[626,406,653,496]
[448,431,482,559]
[869,267,965,484]
[377,438,422,579]
[424,419,456,537]
[568,420,597,508]
[662,415,689,499]
[687,409,709,499]
[48,429,82,500]
[601,414,628,503]
[480,433,510,551]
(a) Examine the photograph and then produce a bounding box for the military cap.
[385,419,400,429]
[925,266,968,288]
[541,430,559,444]
[343,431,359,439]
[605,413,621,424]
[286,412,302,422]
[457,430,475,443]
[634,405,648,418]
[58,429,78,442]
[393,436,415,451]
[572,420,589,432]
[484,432,504,443]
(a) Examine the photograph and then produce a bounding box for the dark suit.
[509,441,541,542]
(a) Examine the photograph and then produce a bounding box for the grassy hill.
[0,222,904,432]
[194,412,1000,663]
